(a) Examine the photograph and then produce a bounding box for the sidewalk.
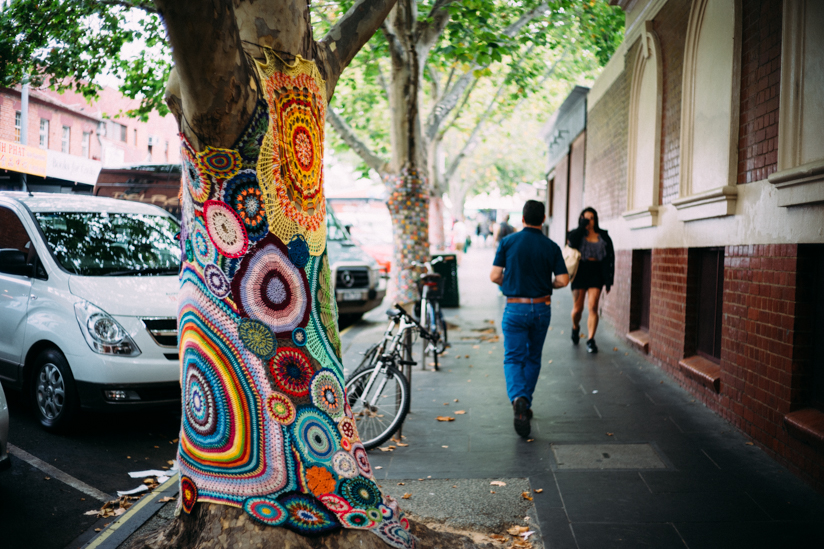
[341,245,824,549]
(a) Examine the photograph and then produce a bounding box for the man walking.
[489,200,569,437]
[495,214,516,243]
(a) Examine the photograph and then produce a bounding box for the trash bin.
[431,253,459,307]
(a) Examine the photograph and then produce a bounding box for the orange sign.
[0,139,48,177]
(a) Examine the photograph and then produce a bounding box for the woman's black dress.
[567,227,615,291]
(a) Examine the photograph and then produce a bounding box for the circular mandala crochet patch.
[203,200,248,258]
[204,263,231,299]
[231,234,310,336]
[292,327,307,347]
[198,146,241,180]
[339,509,376,529]
[319,493,352,514]
[291,407,340,463]
[238,318,277,360]
[223,170,268,242]
[310,369,344,419]
[244,496,287,526]
[305,465,337,496]
[265,392,296,425]
[277,492,341,536]
[192,219,219,267]
[331,450,359,479]
[183,146,210,207]
[270,347,314,398]
[340,477,382,509]
[377,521,415,546]
[184,363,218,437]
[180,476,198,514]
[338,417,356,441]
[287,234,310,268]
[351,443,372,478]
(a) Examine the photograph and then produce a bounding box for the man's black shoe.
[513,397,531,438]
[587,338,598,354]
[571,327,580,345]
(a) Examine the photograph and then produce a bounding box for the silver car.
[0,382,9,471]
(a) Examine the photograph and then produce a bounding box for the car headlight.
[74,301,141,356]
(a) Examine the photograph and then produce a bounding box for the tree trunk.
[385,169,430,304]
[428,194,446,251]
[125,502,496,549]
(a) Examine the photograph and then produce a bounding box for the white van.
[0,192,181,431]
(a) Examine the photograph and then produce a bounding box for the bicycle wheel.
[345,364,410,449]
[435,306,448,354]
[346,343,380,382]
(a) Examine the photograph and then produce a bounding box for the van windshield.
[34,212,180,276]
[326,210,351,242]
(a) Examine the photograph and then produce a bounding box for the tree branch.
[98,0,158,14]
[326,109,389,175]
[437,77,478,140]
[380,20,406,66]
[414,0,456,55]
[319,0,399,99]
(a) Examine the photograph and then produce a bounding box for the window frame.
[39,118,49,149]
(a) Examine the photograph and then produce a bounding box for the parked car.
[326,208,386,322]
[0,192,181,431]
[0,381,9,471]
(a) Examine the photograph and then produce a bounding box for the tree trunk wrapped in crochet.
[175,48,415,548]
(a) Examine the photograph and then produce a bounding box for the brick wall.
[738,0,783,183]
[602,249,632,335]
[653,0,691,204]
[583,44,632,223]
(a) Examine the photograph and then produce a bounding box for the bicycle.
[344,304,435,449]
[408,257,449,371]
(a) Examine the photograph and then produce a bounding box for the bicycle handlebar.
[393,303,435,341]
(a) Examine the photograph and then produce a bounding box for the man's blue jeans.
[501,302,552,407]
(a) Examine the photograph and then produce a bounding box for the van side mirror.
[0,249,30,277]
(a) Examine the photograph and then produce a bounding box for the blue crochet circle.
[287,235,310,269]
[292,327,307,347]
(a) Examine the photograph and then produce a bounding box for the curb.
[80,474,179,549]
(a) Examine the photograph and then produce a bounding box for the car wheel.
[30,349,79,432]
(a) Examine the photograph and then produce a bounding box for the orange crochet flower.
[305,466,336,496]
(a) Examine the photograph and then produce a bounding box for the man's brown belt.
[506,296,551,304]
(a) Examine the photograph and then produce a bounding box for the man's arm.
[553,273,569,288]
[490,266,504,285]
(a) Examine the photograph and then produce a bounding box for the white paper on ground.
[157,475,170,483]
[521,531,535,540]
[117,485,150,497]
[128,469,169,478]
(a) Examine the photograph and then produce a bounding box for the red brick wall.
[737,0,783,183]
[647,248,688,372]
[653,0,691,204]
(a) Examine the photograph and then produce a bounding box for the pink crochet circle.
[203,200,248,258]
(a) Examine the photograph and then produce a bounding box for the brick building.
[547,0,824,490]
[0,83,180,193]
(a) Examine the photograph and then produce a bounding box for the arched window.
[624,21,662,229]
[674,0,741,221]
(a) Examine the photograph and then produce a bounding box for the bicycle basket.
[421,273,443,299]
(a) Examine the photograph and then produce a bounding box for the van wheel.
[30,349,78,431]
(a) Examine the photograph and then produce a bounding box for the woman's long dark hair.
[579,207,600,231]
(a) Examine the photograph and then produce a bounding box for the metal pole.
[20,82,29,192]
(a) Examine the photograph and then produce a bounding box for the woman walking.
[567,207,615,353]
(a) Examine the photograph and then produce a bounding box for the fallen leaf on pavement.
[397,442,409,447]
[508,526,529,536]
[606,432,614,436]
[443,402,449,405]
[376,466,383,469]
[472,345,480,349]
[521,492,533,501]
[490,490,496,494]
[84,510,99,516]
[95,529,101,533]
[442,445,449,448]
[490,481,507,486]
[745,442,754,446]
[402,493,412,499]
[526,439,534,443]
[160,497,175,502]
[613,347,618,351]
[455,410,466,415]
[379,447,393,452]
[489,533,508,542]
[547,360,552,364]
[436,416,455,422]
[534,489,543,493]
[454,398,459,402]
[418,478,424,481]
[44,477,50,480]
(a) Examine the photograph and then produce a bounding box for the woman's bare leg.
[586,287,602,339]
[571,289,586,330]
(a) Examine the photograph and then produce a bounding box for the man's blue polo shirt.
[493,227,567,298]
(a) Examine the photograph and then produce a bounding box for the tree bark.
[125,504,496,549]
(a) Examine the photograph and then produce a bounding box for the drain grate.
[551,443,667,470]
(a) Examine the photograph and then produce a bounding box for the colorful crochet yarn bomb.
[182,354,221,439]
[203,200,249,258]
[244,496,287,526]
[339,509,377,530]
[265,392,296,425]
[234,101,270,166]
[197,145,241,180]
[331,450,359,479]
[310,369,345,419]
[203,263,231,299]
[340,476,383,510]
[181,476,198,514]
[231,234,310,337]
[191,218,219,267]
[238,318,277,360]
[270,346,315,398]
[292,327,307,347]
[291,406,340,464]
[350,443,372,478]
[184,239,194,263]
[277,492,341,537]
[304,464,337,496]
[337,417,357,443]
[183,143,211,207]
[287,234,310,268]
[223,170,268,242]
